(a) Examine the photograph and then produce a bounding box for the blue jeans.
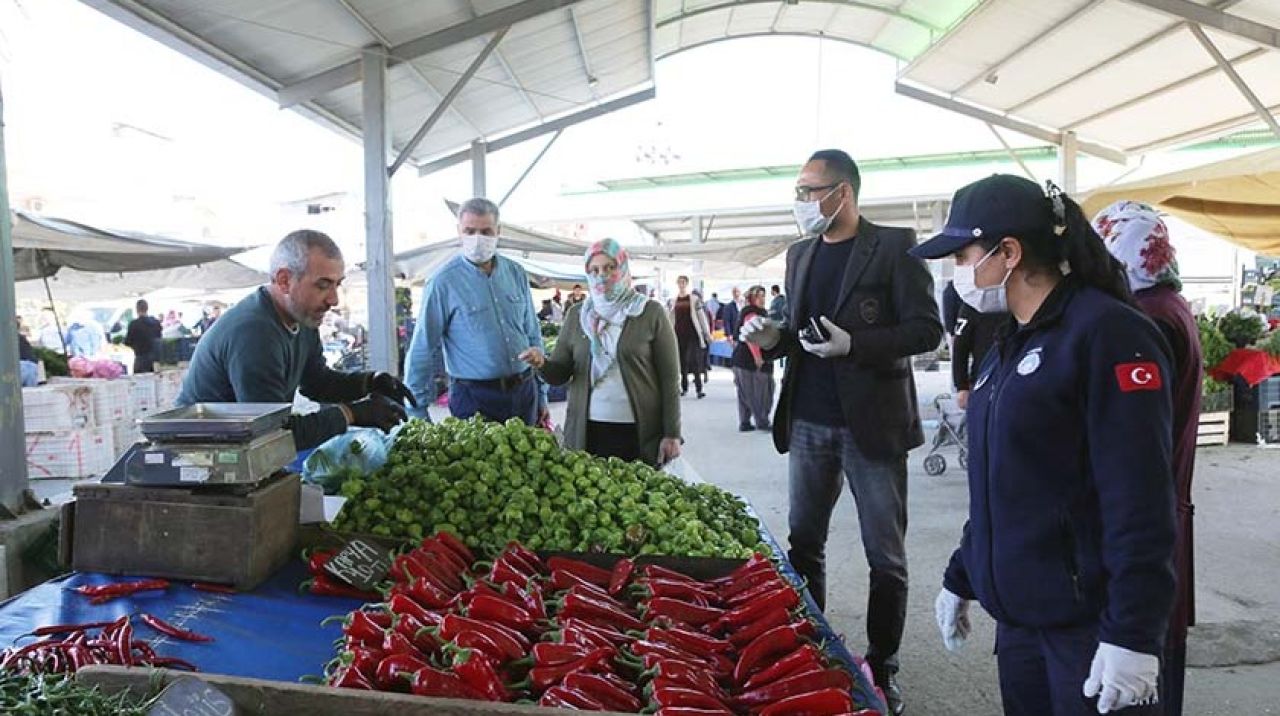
[19,360,39,387]
[997,622,1162,716]
[448,375,539,425]
[787,419,908,677]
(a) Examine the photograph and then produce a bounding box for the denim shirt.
[404,254,546,418]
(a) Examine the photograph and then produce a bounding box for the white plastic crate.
[155,368,186,410]
[127,373,159,416]
[21,384,94,432]
[25,427,116,479]
[50,377,134,426]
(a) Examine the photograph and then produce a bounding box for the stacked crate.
[154,368,186,411]
[22,383,117,479]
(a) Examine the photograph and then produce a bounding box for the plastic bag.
[302,428,394,495]
[661,456,707,485]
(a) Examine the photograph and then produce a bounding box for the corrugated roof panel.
[1234,0,1280,26]
[1076,70,1255,150]
[680,14,730,46]
[870,15,936,60]
[349,0,475,47]
[773,3,839,35]
[725,4,781,35]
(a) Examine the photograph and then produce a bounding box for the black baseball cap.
[911,174,1054,259]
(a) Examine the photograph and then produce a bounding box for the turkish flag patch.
[1115,362,1163,392]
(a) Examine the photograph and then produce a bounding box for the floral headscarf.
[1092,200,1182,292]
[580,238,648,385]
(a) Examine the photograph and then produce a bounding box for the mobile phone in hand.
[800,316,829,344]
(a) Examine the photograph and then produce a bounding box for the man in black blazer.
[742,149,942,715]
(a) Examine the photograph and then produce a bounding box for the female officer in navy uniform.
[911,175,1176,716]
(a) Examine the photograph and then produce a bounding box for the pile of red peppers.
[0,614,209,676]
[317,534,881,715]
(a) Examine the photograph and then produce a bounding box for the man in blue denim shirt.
[404,198,548,425]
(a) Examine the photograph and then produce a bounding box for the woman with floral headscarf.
[533,239,684,465]
[1094,201,1202,716]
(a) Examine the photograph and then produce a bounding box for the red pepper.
[642,564,710,585]
[540,685,606,710]
[466,593,539,633]
[190,582,237,595]
[642,597,724,627]
[381,631,420,658]
[327,610,387,647]
[557,592,646,632]
[734,667,855,711]
[645,626,733,656]
[629,640,719,670]
[451,579,506,608]
[300,575,381,601]
[450,649,510,702]
[654,708,734,716]
[330,665,375,690]
[390,553,425,583]
[517,642,594,667]
[567,584,634,614]
[549,568,602,593]
[635,578,721,603]
[504,541,547,574]
[451,629,507,663]
[607,558,635,596]
[718,563,778,598]
[514,647,613,692]
[386,593,443,626]
[413,549,465,592]
[713,587,801,633]
[728,609,802,649]
[74,578,170,602]
[708,552,772,587]
[394,613,441,655]
[652,685,734,711]
[29,621,117,637]
[420,539,469,575]
[558,625,618,652]
[756,687,854,716]
[374,653,429,692]
[409,665,485,699]
[644,660,730,696]
[548,556,612,587]
[332,647,384,679]
[564,671,644,712]
[727,575,790,607]
[403,576,455,608]
[149,656,199,672]
[306,549,336,576]
[489,556,534,589]
[733,623,814,684]
[436,614,528,660]
[742,644,825,691]
[138,614,214,642]
[434,531,476,565]
[114,621,134,666]
[504,581,547,620]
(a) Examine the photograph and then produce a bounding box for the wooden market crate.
[76,665,631,715]
[1197,411,1231,447]
[67,473,300,590]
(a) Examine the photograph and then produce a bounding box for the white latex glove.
[799,316,851,359]
[739,315,780,350]
[934,588,971,652]
[1082,642,1159,714]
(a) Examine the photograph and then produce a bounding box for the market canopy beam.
[1122,0,1280,50]
[894,82,1128,164]
[1189,24,1280,138]
[277,0,589,109]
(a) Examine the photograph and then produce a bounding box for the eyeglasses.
[794,184,838,202]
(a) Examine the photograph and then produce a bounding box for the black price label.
[148,677,237,716]
[324,537,393,591]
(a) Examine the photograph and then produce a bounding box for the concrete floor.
[29,366,1280,714]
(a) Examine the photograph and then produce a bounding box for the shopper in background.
[1095,200,1202,716]
[124,299,164,374]
[65,310,106,358]
[720,286,743,343]
[534,238,682,466]
[769,284,789,324]
[919,176,1174,716]
[733,286,774,432]
[740,149,942,715]
[706,292,722,328]
[669,275,712,398]
[17,317,39,387]
[403,198,548,425]
[951,299,1006,409]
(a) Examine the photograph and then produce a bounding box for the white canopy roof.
[897,0,1280,157]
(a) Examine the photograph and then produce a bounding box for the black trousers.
[585,421,640,462]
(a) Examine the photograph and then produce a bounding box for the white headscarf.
[580,239,647,385]
[1092,201,1182,292]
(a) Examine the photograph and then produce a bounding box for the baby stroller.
[923,394,967,476]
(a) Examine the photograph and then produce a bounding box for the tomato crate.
[67,473,300,590]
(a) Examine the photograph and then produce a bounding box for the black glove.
[370,371,418,408]
[348,394,407,432]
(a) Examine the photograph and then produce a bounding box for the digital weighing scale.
[103,403,297,488]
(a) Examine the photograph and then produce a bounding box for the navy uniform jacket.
[944,277,1176,656]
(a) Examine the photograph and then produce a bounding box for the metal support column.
[0,81,30,514]
[471,141,488,198]
[362,47,397,375]
[1059,131,1079,194]
[690,215,705,292]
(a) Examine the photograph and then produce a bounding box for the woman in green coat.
[529,239,683,466]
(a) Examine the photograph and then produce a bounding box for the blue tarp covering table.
[0,563,360,682]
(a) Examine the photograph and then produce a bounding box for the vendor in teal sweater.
[177,230,415,449]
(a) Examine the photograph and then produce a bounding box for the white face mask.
[460,234,498,264]
[953,245,1012,314]
[793,186,845,237]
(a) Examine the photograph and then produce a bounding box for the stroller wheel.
[924,454,947,476]
[958,452,968,470]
